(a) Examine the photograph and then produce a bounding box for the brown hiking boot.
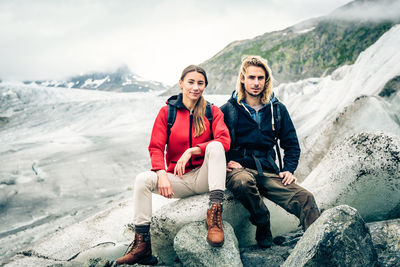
[206,202,224,247]
[115,233,157,265]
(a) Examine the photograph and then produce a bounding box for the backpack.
[166,102,213,144]
[222,100,283,173]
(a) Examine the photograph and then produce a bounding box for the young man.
[220,55,320,248]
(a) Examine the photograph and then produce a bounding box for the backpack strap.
[223,101,238,148]
[205,102,214,140]
[167,101,214,144]
[272,102,283,172]
[166,104,177,145]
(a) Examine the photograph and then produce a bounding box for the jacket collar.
[166,93,187,109]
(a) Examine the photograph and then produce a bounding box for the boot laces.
[216,204,223,229]
[124,234,141,255]
[210,203,223,229]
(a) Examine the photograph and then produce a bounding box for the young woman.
[116,65,230,265]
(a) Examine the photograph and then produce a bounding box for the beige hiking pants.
[134,141,226,225]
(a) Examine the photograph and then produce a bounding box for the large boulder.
[302,132,400,222]
[367,219,400,267]
[283,205,377,267]
[150,192,252,264]
[150,191,299,265]
[174,221,242,267]
[295,95,400,180]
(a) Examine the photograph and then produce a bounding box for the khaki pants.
[134,141,226,225]
[226,168,320,230]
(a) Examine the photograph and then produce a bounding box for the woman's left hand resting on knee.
[174,147,201,177]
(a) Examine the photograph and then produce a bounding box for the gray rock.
[240,245,291,267]
[367,219,400,267]
[283,205,377,267]
[173,221,242,267]
[150,191,299,265]
[150,192,251,264]
[302,132,400,222]
[296,95,400,180]
[85,257,112,267]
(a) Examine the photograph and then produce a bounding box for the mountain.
[275,24,400,179]
[165,0,399,95]
[21,65,167,92]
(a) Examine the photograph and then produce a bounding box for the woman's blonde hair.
[236,55,273,105]
[180,65,208,137]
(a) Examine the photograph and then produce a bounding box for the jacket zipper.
[240,101,260,129]
[188,112,194,169]
[255,110,261,129]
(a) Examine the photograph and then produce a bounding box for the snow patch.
[81,76,109,88]
[296,27,315,34]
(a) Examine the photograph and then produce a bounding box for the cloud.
[330,0,400,22]
[0,0,353,85]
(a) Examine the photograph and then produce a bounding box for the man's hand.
[279,171,297,185]
[227,160,243,172]
[157,170,174,198]
[174,147,201,177]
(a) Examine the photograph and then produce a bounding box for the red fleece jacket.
[148,104,230,173]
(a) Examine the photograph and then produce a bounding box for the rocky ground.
[3,201,399,267]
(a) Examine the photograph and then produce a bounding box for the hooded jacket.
[220,91,300,174]
[149,94,231,173]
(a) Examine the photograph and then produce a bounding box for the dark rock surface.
[283,205,377,267]
[240,245,291,267]
[367,219,400,267]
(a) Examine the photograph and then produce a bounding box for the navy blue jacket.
[220,92,300,174]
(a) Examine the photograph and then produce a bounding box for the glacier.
[0,83,228,261]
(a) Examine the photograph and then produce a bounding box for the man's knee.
[288,189,320,230]
[300,190,320,229]
[299,190,318,208]
[227,170,256,195]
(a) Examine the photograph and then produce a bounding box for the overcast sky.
[0,0,352,86]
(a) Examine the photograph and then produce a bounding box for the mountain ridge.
[165,0,399,95]
[16,64,167,93]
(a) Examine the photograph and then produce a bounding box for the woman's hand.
[157,170,174,198]
[227,160,243,172]
[279,171,297,185]
[174,147,201,177]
